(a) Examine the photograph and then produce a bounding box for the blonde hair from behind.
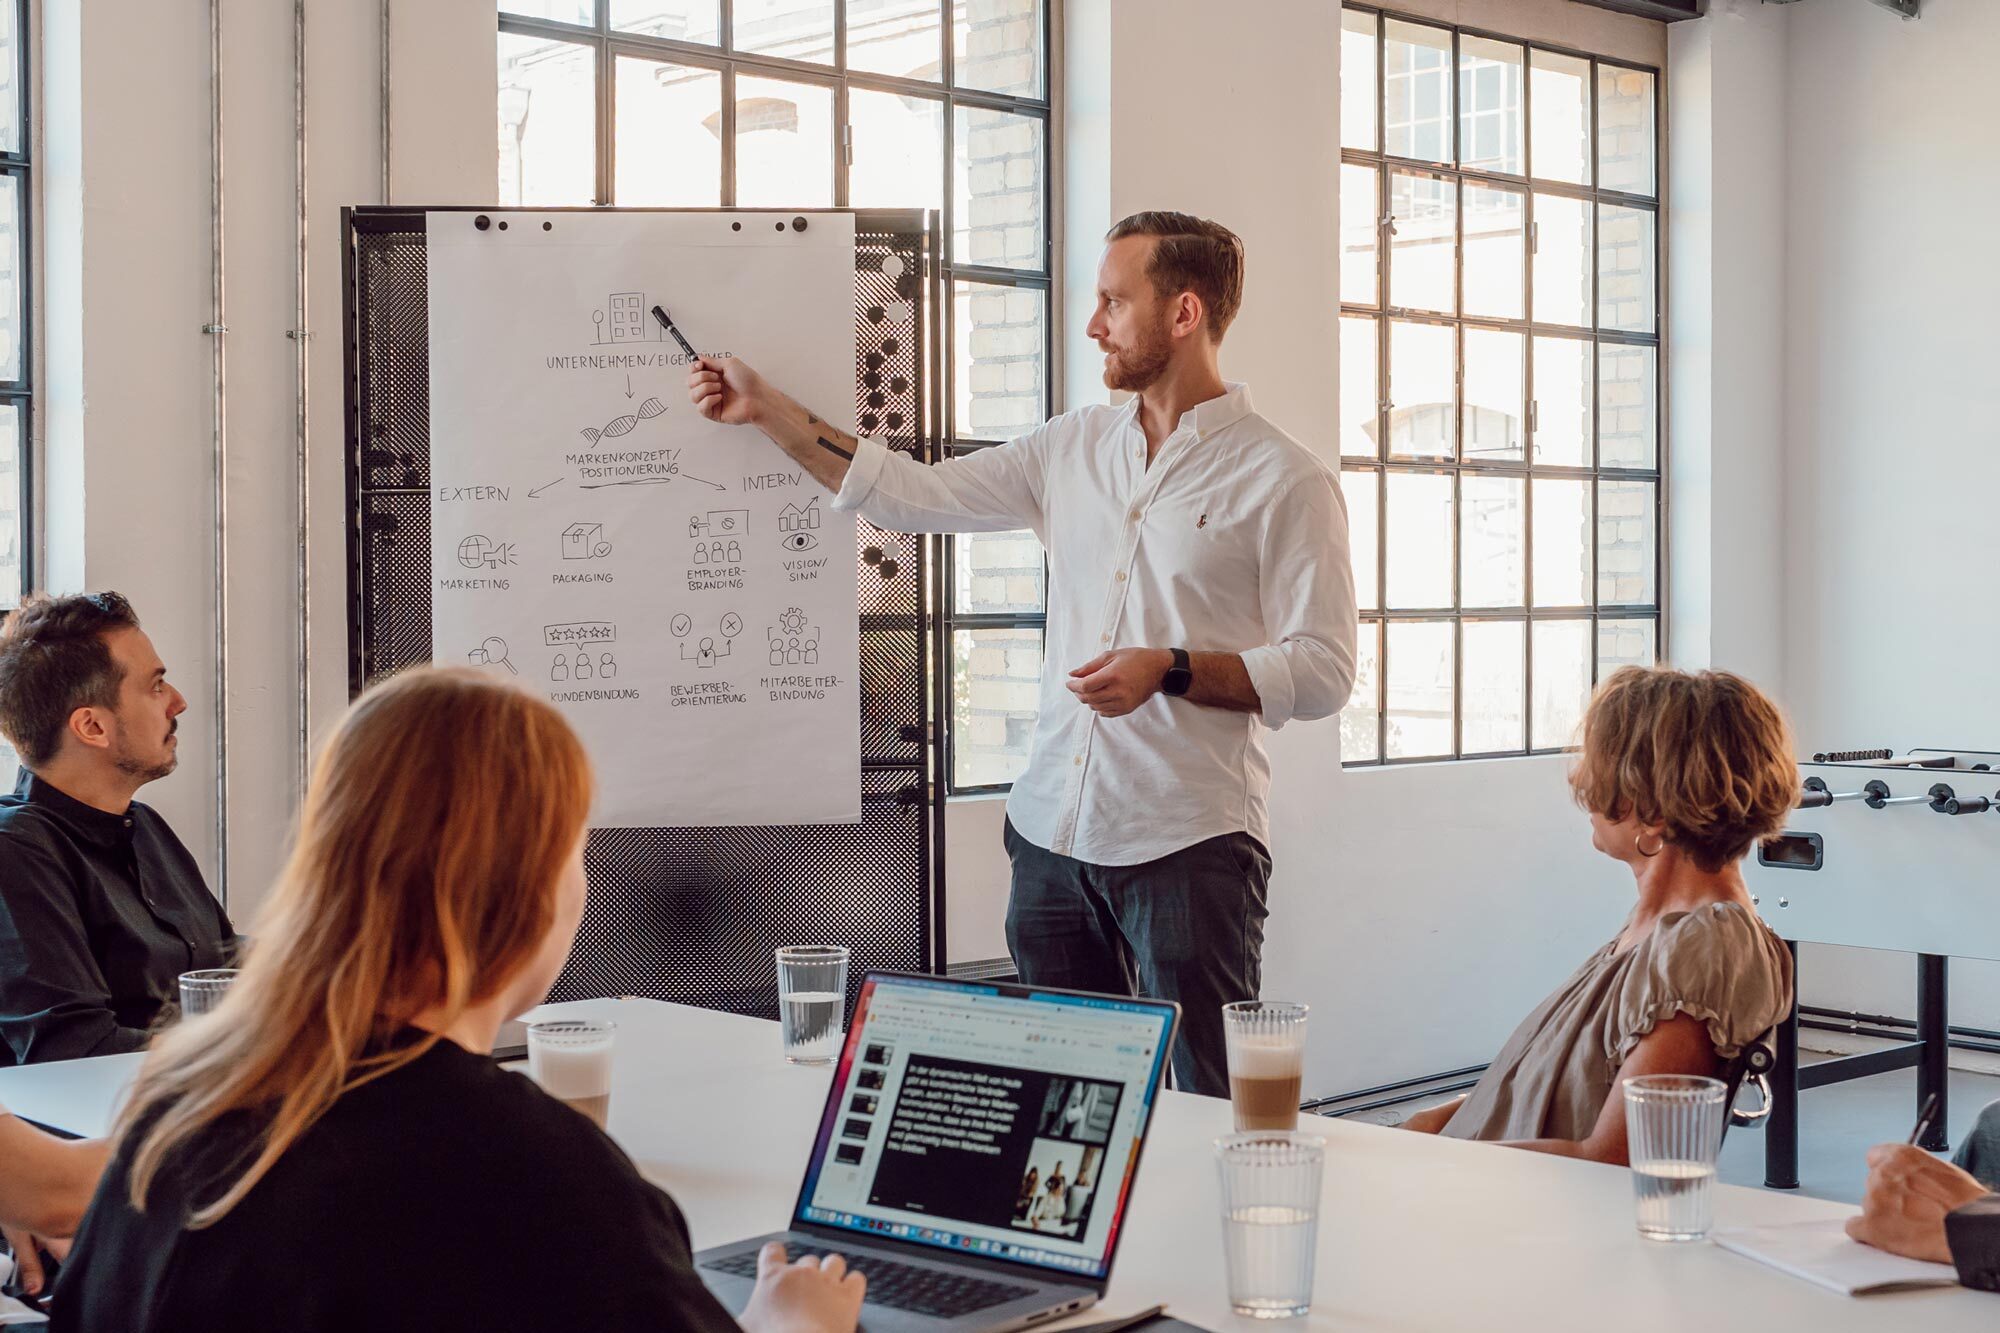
[1568,666,1798,873]
[117,666,594,1226]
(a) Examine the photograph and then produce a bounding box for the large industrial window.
[1338,5,1662,765]
[495,0,1054,794]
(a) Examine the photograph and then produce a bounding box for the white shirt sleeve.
[1239,467,1359,730]
[831,427,1050,536]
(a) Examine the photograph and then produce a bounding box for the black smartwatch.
[1160,647,1193,697]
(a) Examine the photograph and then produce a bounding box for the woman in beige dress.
[1402,666,1797,1165]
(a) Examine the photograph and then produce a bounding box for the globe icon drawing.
[457,535,492,569]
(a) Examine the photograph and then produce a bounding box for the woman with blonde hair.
[1402,666,1797,1164]
[54,667,863,1332]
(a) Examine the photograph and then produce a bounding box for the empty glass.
[775,945,848,1065]
[178,968,239,1018]
[1624,1074,1727,1241]
[1216,1132,1325,1319]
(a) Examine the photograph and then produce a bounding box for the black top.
[54,1034,745,1333]
[1948,1194,2000,1293]
[0,770,234,1064]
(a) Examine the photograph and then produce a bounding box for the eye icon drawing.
[782,531,819,552]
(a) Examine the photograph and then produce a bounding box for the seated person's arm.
[1500,1012,1719,1165]
[0,840,155,1062]
[1400,1095,1467,1135]
[0,1114,105,1238]
[1847,1142,2000,1290]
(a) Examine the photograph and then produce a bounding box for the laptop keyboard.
[702,1244,1038,1319]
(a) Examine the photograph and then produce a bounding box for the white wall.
[40,0,496,920]
[1773,0,2000,1027]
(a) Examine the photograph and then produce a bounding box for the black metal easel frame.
[340,205,949,1016]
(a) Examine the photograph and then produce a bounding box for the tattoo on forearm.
[816,435,854,461]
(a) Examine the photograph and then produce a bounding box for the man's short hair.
[0,592,143,768]
[1104,211,1246,342]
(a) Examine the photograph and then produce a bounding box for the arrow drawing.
[528,477,565,498]
[625,374,634,400]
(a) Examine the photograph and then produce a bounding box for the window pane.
[1341,622,1383,763]
[1388,171,1455,314]
[953,627,1042,789]
[1531,619,1590,750]
[954,106,1045,270]
[1531,192,1591,327]
[1598,65,1656,196]
[1531,335,1591,467]
[1598,203,1656,334]
[1457,36,1523,175]
[0,176,17,382]
[1461,474,1524,608]
[1529,49,1590,184]
[1340,316,1380,459]
[1341,469,1380,612]
[1385,471,1453,609]
[850,0,943,81]
[1341,164,1380,306]
[735,75,834,206]
[1463,184,1524,320]
[849,88,944,213]
[614,57,723,206]
[1463,327,1524,462]
[954,280,1046,442]
[955,530,1046,615]
[955,0,1044,99]
[500,0,591,24]
[1386,621,1454,759]
[1598,617,1658,678]
[1462,620,1525,753]
[1385,20,1452,164]
[1341,8,1378,152]
[611,0,721,44]
[1531,477,1590,608]
[734,0,835,64]
[0,404,17,606]
[1598,342,1657,470]
[0,0,18,155]
[1597,479,1656,606]
[1387,320,1454,460]
[497,34,596,206]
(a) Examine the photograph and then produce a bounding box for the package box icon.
[562,522,610,560]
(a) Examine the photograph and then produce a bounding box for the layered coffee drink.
[1226,1038,1304,1132]
[526,1019,616,1130]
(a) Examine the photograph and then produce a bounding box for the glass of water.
[775,945,848,1065]
[178,968,240,1018]
[1215,1132,1324,1319]
[1624,1074,1727,1241]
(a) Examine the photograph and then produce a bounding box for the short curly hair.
[1568,666,1798,873]
[0,592,142,768]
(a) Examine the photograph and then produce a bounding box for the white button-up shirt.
[833,383,1356,865]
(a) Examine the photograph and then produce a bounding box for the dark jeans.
[1955,1098,2000,1191]
[1002,818,1271,1098]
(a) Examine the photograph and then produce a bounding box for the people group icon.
[767,634,819,667]
[692,540,742,566]
[551,648,617,682]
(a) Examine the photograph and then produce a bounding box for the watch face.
[1163,669,1194,696]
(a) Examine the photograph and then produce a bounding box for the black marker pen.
[651,305,699,360]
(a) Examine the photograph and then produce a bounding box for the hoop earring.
[1635,832,1665,859]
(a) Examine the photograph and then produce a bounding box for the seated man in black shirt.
[1848,1141,2000,1293]
[0,592,234,1063]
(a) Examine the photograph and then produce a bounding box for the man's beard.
[1099,315,1174,392]
[113,723,178,783]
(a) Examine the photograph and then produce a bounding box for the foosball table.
[1744,748,2000,1187]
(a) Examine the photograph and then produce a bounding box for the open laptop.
[697,973,1180,1332]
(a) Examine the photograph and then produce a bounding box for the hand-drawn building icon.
[608,292,648,343]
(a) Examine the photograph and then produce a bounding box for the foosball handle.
[1813,748,1895,764]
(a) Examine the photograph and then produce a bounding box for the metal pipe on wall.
[205,0,231,904]
[293,0,311,795]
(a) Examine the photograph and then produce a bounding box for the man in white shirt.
[688,212,1356,1094]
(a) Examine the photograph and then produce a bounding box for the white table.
[1,996,1991,1330]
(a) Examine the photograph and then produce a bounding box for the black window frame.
[1339,3,1664,768]
[496,1,1056,798]
[3,0,29,606]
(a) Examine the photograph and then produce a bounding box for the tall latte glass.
[527,1018,617,1129]
[1223,1001,1309,1133]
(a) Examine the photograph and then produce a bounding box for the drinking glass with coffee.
[527,1018,617,1129]
[1222,1001,1308,1133]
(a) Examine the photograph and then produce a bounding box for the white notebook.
[1713,1217,1961,1296]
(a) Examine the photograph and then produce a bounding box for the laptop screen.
[793,974,1177,1283]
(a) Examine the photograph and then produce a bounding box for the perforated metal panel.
[342,207,947,1015]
